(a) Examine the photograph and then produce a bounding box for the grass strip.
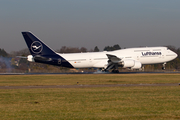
[0,74,179,86]
[0,86,180,120]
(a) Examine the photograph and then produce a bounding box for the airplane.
[21,31,178,73]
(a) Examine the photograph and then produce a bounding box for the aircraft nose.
[175,52,178,58]
[172,51,178,59]
[167,49,178,60]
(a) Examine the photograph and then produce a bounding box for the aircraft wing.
[106,54,121,63]
[105,54,122,70]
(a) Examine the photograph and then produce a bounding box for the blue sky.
[1,0,180,52]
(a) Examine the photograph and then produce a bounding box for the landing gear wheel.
[162,67,165,70]
[112,69,119,73]
[99,69,109,73]
[162,63,166,70]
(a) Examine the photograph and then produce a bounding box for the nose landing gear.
[162,63,166,70]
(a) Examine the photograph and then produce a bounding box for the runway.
[0,71,180,75]
[0,83,179,89]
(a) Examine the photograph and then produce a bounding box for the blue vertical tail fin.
[21,31,74,68]
[22,32,57,56]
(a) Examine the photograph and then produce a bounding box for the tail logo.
[31,41,43,54]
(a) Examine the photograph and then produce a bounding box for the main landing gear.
[111,69,119,73]
[100,68,119,73]
[162,63,166,70]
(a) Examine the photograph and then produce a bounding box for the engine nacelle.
[120,59,135,68]
[27,55,34,62]
[131,61,142,69]
[119,60,142,69]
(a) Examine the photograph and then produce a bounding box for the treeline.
[0,48,8,57]
[56,44,121,53]
[0,45,180,73]
[56,46,88,53]
[103,44,121,51]
[0,44,121,72]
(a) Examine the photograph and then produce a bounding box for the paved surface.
[0,71,180,75]
[0,83,178,89]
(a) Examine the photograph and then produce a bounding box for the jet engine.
[119,59,142,69]
[27,55,53,62]
[27,55,34,62]
[131,61,142,69]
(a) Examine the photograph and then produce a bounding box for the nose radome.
[172,51,178,58]
[175,52,178,58]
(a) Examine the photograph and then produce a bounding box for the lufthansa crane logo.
[31,41,43,54]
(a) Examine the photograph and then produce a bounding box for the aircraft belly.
[60,52,108,68]
[92,60,107,68]
[140,57,164,64]
[70,61,92,68]
[68,59,107,68]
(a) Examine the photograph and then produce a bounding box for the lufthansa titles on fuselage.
[141,52,162,56]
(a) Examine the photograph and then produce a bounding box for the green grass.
[0,74,179,86]
[0,74,180,119]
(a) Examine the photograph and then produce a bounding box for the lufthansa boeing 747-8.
[22,32,177,72]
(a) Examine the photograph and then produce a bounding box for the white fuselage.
[22,32,178,70]
[58,47,177,69]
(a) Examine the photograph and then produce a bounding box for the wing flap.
[105,54,122,70]
[106,54,121,63]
